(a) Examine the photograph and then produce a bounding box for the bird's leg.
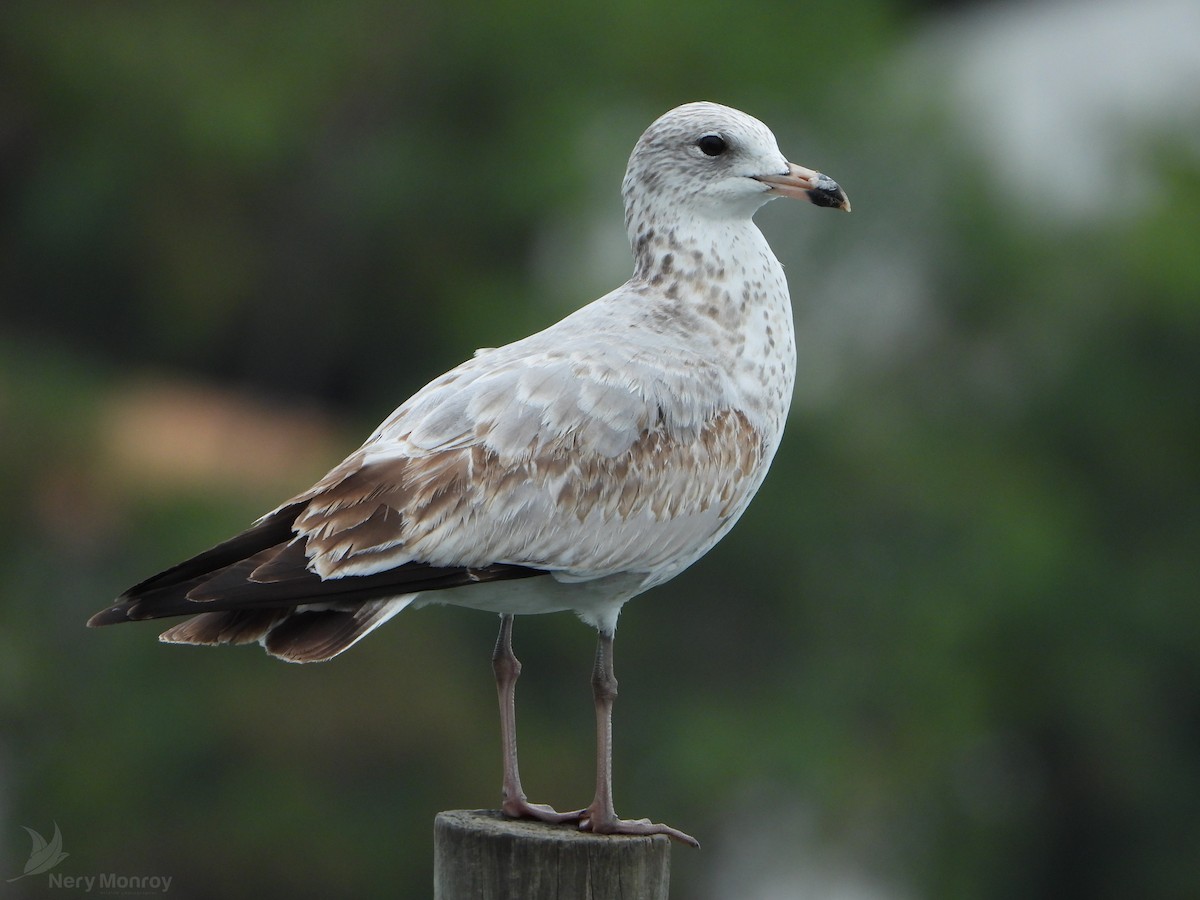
[579,630,700,847]
[492,614,583,824]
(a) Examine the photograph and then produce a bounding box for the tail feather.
[159,609,287,647]
[158,597,413,663]
[261,598,413,663]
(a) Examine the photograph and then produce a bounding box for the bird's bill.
[754,163,851,211]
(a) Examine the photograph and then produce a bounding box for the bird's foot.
[579,809,700,848]
[501,797,586,825]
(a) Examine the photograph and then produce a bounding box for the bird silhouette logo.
[8,822,69,882]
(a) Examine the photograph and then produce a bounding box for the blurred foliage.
[1,1,1198,899]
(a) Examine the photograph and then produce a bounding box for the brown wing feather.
[288,409,766,579]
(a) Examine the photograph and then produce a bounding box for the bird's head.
[622,101,850,233]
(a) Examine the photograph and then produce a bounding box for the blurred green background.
[2,0,1198,897]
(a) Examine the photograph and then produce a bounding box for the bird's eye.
[695,134,728,157]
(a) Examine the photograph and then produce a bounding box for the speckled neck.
[623,215,797,437]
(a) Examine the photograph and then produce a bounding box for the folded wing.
[89,333,767,661]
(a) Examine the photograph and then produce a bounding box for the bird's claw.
[579,812,700,848]
[501,798,586,825]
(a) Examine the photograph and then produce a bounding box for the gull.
[89,101,849,847]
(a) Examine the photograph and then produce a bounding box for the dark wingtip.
[87,603,133,628]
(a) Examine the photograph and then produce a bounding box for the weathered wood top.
[434,809,671,900]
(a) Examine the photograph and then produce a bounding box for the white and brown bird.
[89,101,849,846]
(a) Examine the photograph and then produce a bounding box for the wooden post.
[434,810,671,900]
